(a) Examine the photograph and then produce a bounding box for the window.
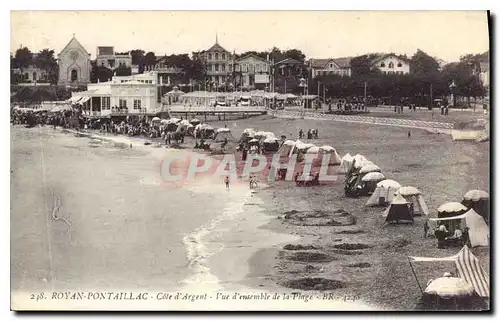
[330,63,334,69]
[133,99,142,110]
[397,62,402,67]
[71,69,78,82]
[215,52,219,60]
[380,63,385,68]
[383,71,387,75]
[208,53,212,60]
[102,97,110,110]
[33,72,37,81]
[215,75,219,83]
[222,53,226,60]
[215,64,219,72]
[101,61,105,66]
[119,99,127,108]
[388,62,394,69]
[221,64,226,72]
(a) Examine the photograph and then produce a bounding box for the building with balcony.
[234,54,270,89]
[195,38,234,86]
[273,58,307,94]
[371,54,410,75]
[68,72,159,116]
[96,46,132,69]
[309,57,352,78]
[144,55,185,86]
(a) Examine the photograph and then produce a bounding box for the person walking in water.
[224,176,230,190]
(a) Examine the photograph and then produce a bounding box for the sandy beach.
[10,110,489,310]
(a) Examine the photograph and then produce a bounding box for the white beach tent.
[289,140,315,158]
[366,179,401,207]
[383,194,414,223]
[429,208,489,248]
[359,163,381,174]
[318,145,342,165]
[409,245,490,298]
[339,153,354,173]
[278,140,296,158]
[396,186,429,216]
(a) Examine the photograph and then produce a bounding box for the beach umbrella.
[362,172,386,182]
[160,119,169,124]
[217,127,231,133]
[190,118,201,125]
[359,164,381,174]
[254,131,267,139]
[319,145,334,153]
[396,186,421,196]
[463,190,489,202]
[425,277,475,297]
[152,117,161,122]
[282,140,295,147]
[249,138,259,144]
[438,202,468,215]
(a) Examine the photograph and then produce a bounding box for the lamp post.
[449,79,457,108]
[299,77,307,119]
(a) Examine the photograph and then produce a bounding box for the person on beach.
[224,176,230,190]
[408,130,411,139]
[423,221,429,238]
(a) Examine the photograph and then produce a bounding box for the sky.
[10,11,490,62]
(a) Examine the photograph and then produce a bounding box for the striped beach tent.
[408,245,489,298]
[455,246,489,298]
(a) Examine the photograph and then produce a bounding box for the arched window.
[32,72,37,81]
[380,62,386,67]
[397,62,402,67]
[215,52,219,60]
[71,69,78,82]
[222,53,226,60]
[388,62,394,69]
[208,53,212,60]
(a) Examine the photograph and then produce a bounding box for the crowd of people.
[298,128,319,140]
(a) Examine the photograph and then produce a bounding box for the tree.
[410,49,440,75]
[350,54,380,77]
[283,49,306,62]
[14,47,33,71]
[114,65,132,77]
[144,52,157,68]
[90,60,113,83]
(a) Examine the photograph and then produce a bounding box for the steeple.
[215,32,218,44]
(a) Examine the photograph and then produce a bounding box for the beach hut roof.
[438,202,468,213]
[359,164,381,174]
[319,145,334,152]
[306,146,321,154]
[283,140,295,146]
[424,277,475,297]
[217,128,231,133]
[397,186,421,196]
[463,190,489,201]
[264,137,278,143]
[377,179,401,188]
[152,117,161,121]
[362,172,386,182]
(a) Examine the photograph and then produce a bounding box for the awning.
[68,96,82,103]
[429,213,467,221]
[78,96,91,104]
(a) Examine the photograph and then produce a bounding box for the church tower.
[57,34,91,86]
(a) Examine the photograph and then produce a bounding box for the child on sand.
[224,176,230,190]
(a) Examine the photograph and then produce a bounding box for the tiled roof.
[275,58,302,65]
[309,59,331,68]
[333,57,352,68]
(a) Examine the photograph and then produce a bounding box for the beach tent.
[462,190,489,224]
[396,186,429,216]
[254,131,267,140]
[318,146,342,165]
[152,117,161,122]
[366,179,401,206]
[214,128,236,143]
[408,245,490,298]
[429,208,489,248]
[277,140,296,158]
[289,140,315,158]
[383,194,414,224]
[362,172,386,194]
[263,137,279,152]
[240,128,256,142]
[339,153,354,173]
[190,118,201,126]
